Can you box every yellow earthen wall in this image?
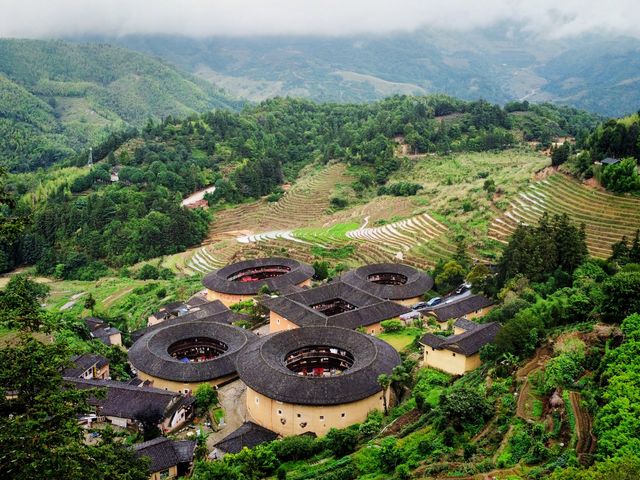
[421,347,481,375]
[136,370,237,394]
[246,387,389,437]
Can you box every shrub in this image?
[136,264,160,280]
[381,319,404,333]
[325,427,359,457]
[273,434,320,462]
[330,197,348,209]
[378,182,422,197]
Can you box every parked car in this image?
[426,297,442,307]
[411,301,429,310]
[454,283,471,295]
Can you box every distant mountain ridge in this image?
[0,38,241,171]
[90,29,640,117]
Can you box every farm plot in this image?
[209,163,353,235]
[489,174,640,258]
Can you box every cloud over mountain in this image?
[1,0,639,39]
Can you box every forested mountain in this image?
[0,39,241,171]
[90,30,640,117]
[3,95,600,279]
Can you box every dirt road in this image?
[206,380,248,448]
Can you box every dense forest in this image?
[2,95,601,279]
[0,38,241,172]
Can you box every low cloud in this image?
[1,0,639,39]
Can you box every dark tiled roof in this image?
[453,318,480,332]
[425,294,495,322]
[85,317,105,331]
[202,257,314,295]
[214,422,278,454]
[186,295,209,307]
[129,320,257,382]
[340,263,433,300]
[65,377,182,419]
[260,281,410,329]
[419,333,447,349]
[134,437,196,473]
[236,326,401,405]
[420,322,500,356]
[63,354,108,377]
[84,317,121,345]
[131,301,241,342]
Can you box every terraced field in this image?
[490,174,640,258]
[175,164,355,274]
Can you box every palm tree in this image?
[377,374,391,415]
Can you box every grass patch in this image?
[378,327,424,351]
[532,399,543,419]
[294,221,360,243]
[311,244,356,259]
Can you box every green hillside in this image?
[103,31,640,116]
[0,39,241,171]
[3,95,601,279]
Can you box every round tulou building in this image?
[129,319,257,394]
[236,326,401,436]
[340,263,433,306]
[203,257,315,306]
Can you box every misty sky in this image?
[0,0,639,39]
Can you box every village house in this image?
[210,421,279,460]
[133,299,242,343]
[134,437,196,480]
[419,320,500,375]
[63,353,110,380]
[85,317,123,347]
[261,281,411,334]
[421,294,495,330]
[147,294,224,326]
[65,377,195,432]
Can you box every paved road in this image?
[415,289,472,315]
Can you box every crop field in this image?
[162,150,640,275]
[489,173,640,258]
[159,150,554,276]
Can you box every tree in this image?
[84,293,96,314]
[601,158,640,193]
[390,360,415,403]
[435,260,466,293]
[378,437,401,472]
[0,338,148,480]
[551,142,571,166]
[312,260,329,281]
[600,271,640,322]
[195,383,219,413]
[134,404,164,441]
[466,263,494,295]
[497,213,587,285]
[0,167,29,245]
[0,274,50,331]
[325,427,359,457]
[136,264,160,280]
[438,386,491,430]
[494,308,544,358]
[377,374,391,415]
